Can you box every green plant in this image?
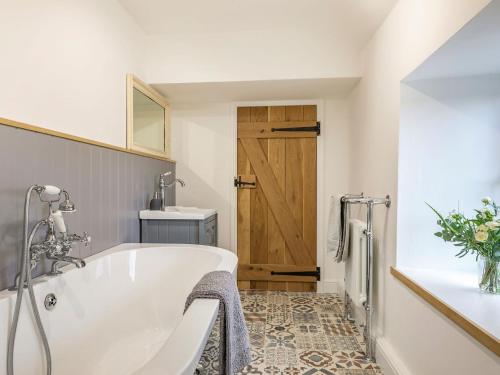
[427,198,500,293]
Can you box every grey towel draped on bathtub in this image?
[185,270,251,375]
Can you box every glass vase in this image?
[478,256,500,294]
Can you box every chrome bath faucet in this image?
[27,186,91,276]
[7,184,90,375]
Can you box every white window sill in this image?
[391,266,500,356]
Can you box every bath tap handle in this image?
[82,232,91,246]
[67,232,91,246]
[159,171,172,186]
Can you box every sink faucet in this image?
[159,171,186,211]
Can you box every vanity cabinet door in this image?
[200,215,217,246]
[140,215,217,245]
[141,220,198,244]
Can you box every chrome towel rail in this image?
[340,192,391,362]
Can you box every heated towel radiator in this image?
[345,219,368,308]
[341,194,391,362]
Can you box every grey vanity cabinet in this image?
[140,214,217,246]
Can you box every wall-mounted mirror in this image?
[126,74,171,158]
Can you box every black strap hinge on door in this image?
[271,121,321,135]
[271,267,321,281]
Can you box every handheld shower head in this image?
[51,210,67,233]
[34,185,76,213]
[38,185,63,205]
[59,190,76,213]
[43,185,61,195]
[36,186,76,212]
[40,187,75,233]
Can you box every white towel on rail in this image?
[327,195,341,253]
[345,219,367,307]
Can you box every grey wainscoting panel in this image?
[0,125,175,291]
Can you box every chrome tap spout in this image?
[165,178,186,188]
[159,171,186,211]
[48,255,86,275]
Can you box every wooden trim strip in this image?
[129,74,170,108]
[0,117,175,163]
[239,263,317,283]
[126,74,171,158]
[391,267,500,356]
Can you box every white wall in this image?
[170,103,235,250]
[0,0,145,147]
[320,100,351,291]
[170,99,351,293]
[398,82,500,273]
[348,0,500,374]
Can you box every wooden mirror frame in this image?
[126,74,171,159]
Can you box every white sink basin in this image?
[139,206,217,220]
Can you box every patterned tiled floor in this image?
[198,291,383,375]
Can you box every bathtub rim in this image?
[0,243,238,298]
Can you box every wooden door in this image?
[236,105,318,291]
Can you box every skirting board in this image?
[320,279,340,293]
[376,337,412,375]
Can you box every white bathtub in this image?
[0,243,237,375]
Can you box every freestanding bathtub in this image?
[0,243,237,375]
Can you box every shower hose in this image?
[7,185,52,375]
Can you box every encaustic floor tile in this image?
[198,291,383,375]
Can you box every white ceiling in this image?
[119,0,396,47]
[154,77,360,105]
[120,0,396,102]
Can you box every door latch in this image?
[234,175,256,188]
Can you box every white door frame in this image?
[229,99,326,292]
